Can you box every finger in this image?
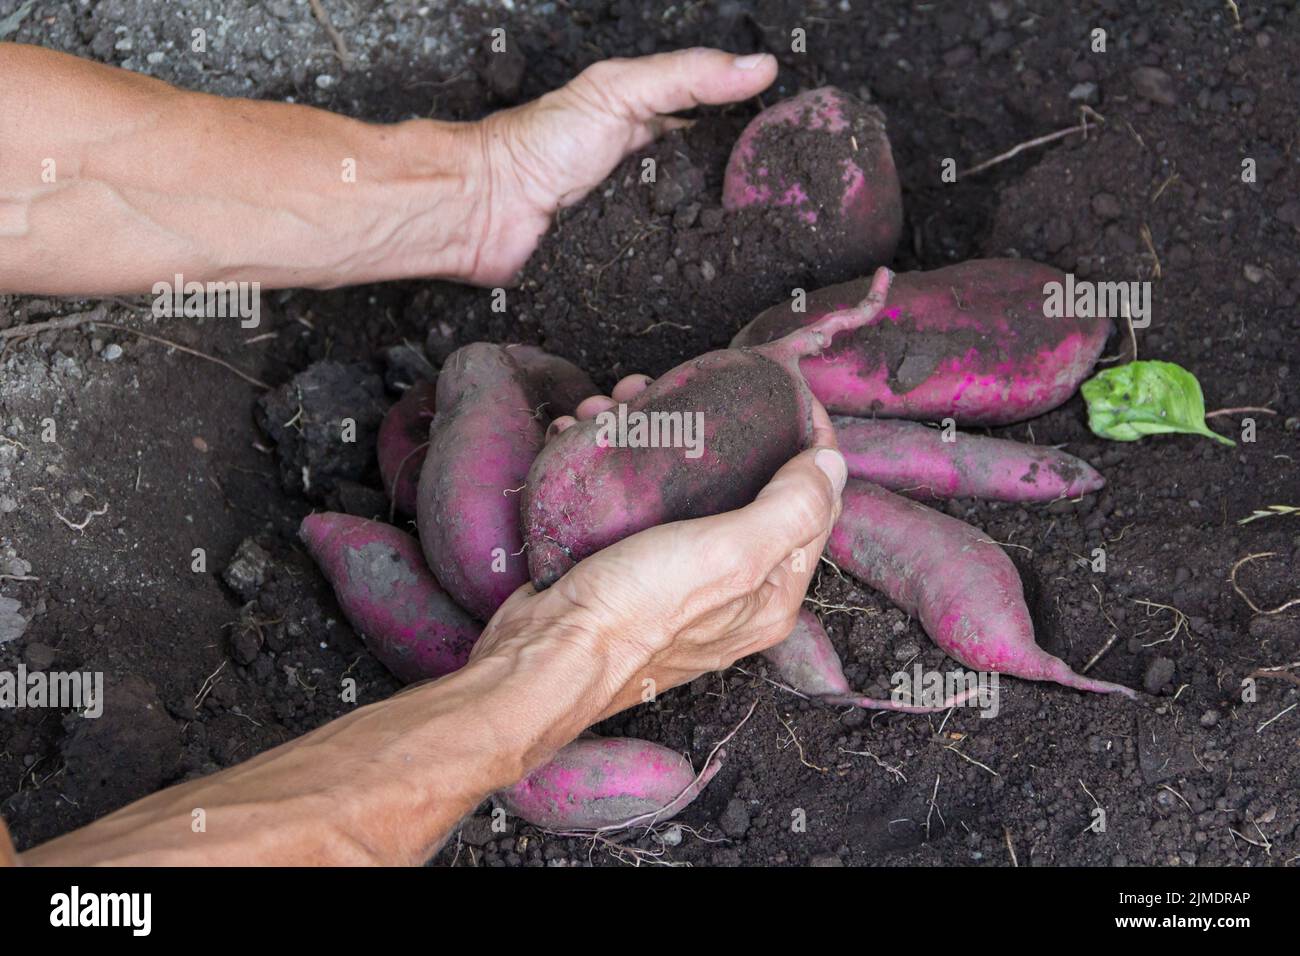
[574,394,616,420]
[611,374,653,402]
[575,48,777,126]
[707,446,846,572]
[808,394,837,451]
[545,415,576,442]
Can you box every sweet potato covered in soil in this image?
[832,416,1105,501]
[416,344,594,620]
[522,267,894,589]
[827,480,1136,698]
[299,512,480,684]
[496,736,720,831]
[724,86,903,279]
[417,343,542,620]
[733,260,1111,426]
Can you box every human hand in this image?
[458,48,777,285]
[470,373,846,721]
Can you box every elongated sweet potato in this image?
[299,512,480,683]
[418,344,597,618]
[496,736,720,831]
[832,416,1104,501]
[417,344,546,620]
[377,380,437,517]
[724,87,902,278]
[732,260,1111,426]
[827,480,1136,697]
[522,268,894,588]
[765,608,976,712]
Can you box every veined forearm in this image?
[20,617,629,866]
[0,42,482,294]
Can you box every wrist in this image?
[364,116,488,286]
[463,603,654,780]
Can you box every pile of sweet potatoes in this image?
[299,87,1133,833]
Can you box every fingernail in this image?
[815,448,847,495]
[733,53,769,70]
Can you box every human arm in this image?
[0,43,776,294]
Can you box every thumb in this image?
[706,446,846,572]
[571,48,778,123]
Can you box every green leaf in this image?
[1081,361,1235,446]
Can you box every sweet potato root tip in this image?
[827,480,1136,698]
[767,608,978,713]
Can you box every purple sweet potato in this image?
[732,260,1112,426]
[826,480,1136,697]
[765,608,977,712]
[724,87,902,278]
[833,416,1105,502]
[299,512,480,683]
[522,267,894,588]
[377,380,437,517]
[505,345,597,420]
[497,736,720,831]
[417,343,543,620]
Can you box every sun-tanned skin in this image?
[0,43,851,866]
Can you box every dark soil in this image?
[2,0,1297,867]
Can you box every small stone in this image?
[1131,67,1177,106]
[1199,709,1219,728]
[809,854,844,867]
[459,813,503,846]
[1243,264,1265,283]
[719,797,751,838]
[1091,192,1123,220]
[893,642,920,660]
[0,595,27,644]
[0,556,31,578]
[700,260,717,282]
[146,51,166,65]
[102,343,123,361]
[23,642,56,670]
[0,495,17,513]
[657,824,683,847]
[316,74,335,90]
[1143,656,1176,694]
[1068,82,1098,103]
[230,627,261,666]
[222,539,271,602]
